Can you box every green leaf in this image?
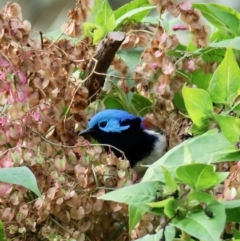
[83,22,98,37]
[189,122,209,135]
[61,106,71,118]
[114,0,150,20]
[208,47,240,105]
[225,208,240,222]
[110,81,139,115]
[103,82,153,115]
[162,167,177,192]
[232,228,240,239]
[114,0,153,27]
[98,181,160,212]
[131,93,153,115]
[173,92,187,113]
[222,199,240,209]
[176,164,219,190]
[0,220,4,241]
[103,12,115,32]
[194,3,240,36]
[147,197,173,209]
[191,70,212,90]
[104,96,125,110]
[182,85,213,126]
[216,172,229,184]
[210,30,228,43]
[86,0,116,43]
[142,130,236,183]
[182,145,194,165]
[135,226,176,241]
[0,167,41,197]
[187,191,216,204]
[92,0,115,27]
[232,102,240,116]
[189,123,209,135]
[115,6,154,27]
[201,48,225,63]
[164,198,179,219]
[129,205,146,232]
[174,193,225,241]
[213,113,240,143]
[210,37,240,50]
[93,28,106,44]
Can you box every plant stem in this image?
[181,231,191,241]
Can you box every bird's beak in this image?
[79,129,95,136]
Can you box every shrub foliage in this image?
[1,0,240,240]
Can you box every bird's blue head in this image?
[87,109,140,133]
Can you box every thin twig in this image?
[25,124,128,160]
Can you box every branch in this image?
[85,31,125,101]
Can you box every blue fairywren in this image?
[79,109,167,169]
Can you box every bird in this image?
[79,109,167,170]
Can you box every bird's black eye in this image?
[99,121,107,128]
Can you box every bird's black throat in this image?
[89,119,158,167]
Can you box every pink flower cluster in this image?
[0,57,27,104]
